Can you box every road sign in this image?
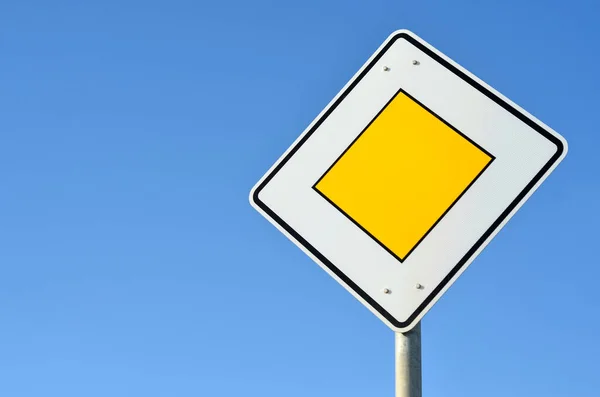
[249,30,568,333]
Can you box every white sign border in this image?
[249,29,568,333]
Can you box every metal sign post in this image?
[395,323,422,397]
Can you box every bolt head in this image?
[383,288,391,294]
[412,60,420,65]
[383,65,390,71]
[416,283,424,290]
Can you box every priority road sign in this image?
[249,29,568,333]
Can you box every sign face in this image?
[249,30,568,332]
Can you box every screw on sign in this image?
[250,30,567,397]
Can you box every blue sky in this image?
[1,1,599,396]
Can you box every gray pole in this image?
[395,322,422,397]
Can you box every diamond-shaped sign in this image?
[250,30,567,332]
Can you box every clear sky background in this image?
[1,1,599,396]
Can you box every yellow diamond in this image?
[314,91,493,262]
